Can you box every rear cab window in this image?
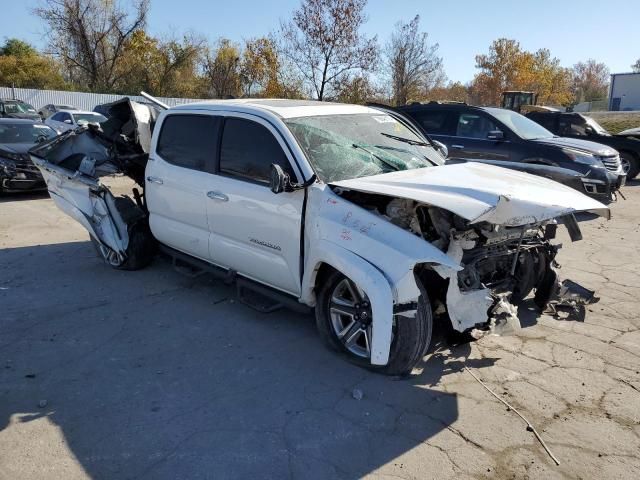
[528,113,557,132]
[156,114,220,171]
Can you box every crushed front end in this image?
[378,197,599,334]
[0,151,46,192]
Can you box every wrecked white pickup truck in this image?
[30,98,610,375]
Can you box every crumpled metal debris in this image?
[545,279,599,320]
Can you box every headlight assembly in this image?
[562,148,604,168]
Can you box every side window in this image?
[50,112,62,121]
[157,114,219,171]
[411,111,450,135]
[62,113,72,122]
[220,117,294,184]
[455,113,498,139]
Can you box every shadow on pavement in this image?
[0,241,492,479]
[0,189,49,203]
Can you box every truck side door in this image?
[146,113,221,261]
[205,114,304,296]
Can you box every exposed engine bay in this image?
[334,189,596,333]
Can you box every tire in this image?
[90,196,156,271]
[315,270,433,376]
[620,151,640,179]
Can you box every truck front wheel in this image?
[315,271,432,376]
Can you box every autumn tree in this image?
[279,0,377,101]
[0,38,67,89]
[335,74,379,104]
[520,49,573,106]
[203,39,242,99]
[34,0,149,92]
[385,15,444,106]
[633,58,640,72]
[426,81,470,103]
[240,37,280,97]
[571,59,609,102]
[472,38,573,106]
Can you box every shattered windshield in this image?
[285,113,443,182]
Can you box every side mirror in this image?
[584,125,595,136]
[487,130,504,141]
[63,119,72,124]
[270,163,292,194]
[432,140,448,159]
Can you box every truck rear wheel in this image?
[315,270,432,376]
[90,197,156,271]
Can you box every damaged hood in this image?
[330,162,610,226]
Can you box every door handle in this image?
[451,144,465,149]
[207,191,228,202]
[146,176,163,185]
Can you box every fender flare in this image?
[302,239,394,366]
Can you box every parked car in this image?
[618,127,640,138]
[0,119,57,193]
[38,104,79,119]
[396,102,625,201]
[30,99,608,375]
[0,99,41,121]
[526,110,640,179]
[44,110,107,133]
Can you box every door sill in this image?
[158,244,311,315]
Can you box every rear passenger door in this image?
[205,114,305,295]
[146,113,221,260]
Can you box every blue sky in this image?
[3,0,638,83]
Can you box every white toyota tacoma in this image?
[30,98,609,375]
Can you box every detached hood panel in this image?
[330,162,610,226]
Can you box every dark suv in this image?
[397,102,625,200]
[0,99,41,121]
[526,110,640,179]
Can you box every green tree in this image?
[0,39,38,57]
[0,38,67,89]
[116,30,205,97]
